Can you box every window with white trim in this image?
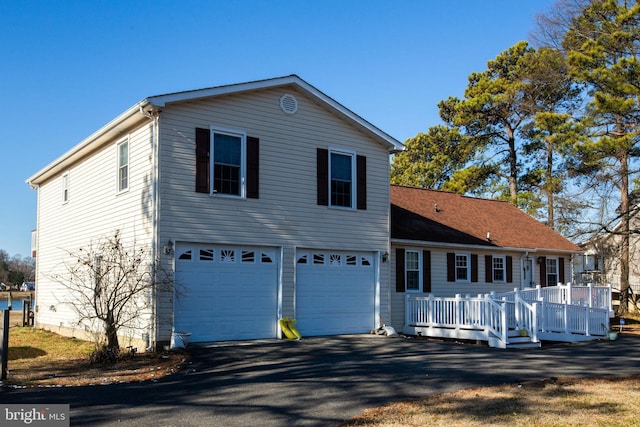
[405,250,421,291]
[493,256,506,282]
[213,129,245,197]
[330,150,355,208]
[117,138,129,193]
[61,172,69,203]
[456,253,470,282]
[546,258,558,286]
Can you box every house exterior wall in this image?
[389,244,573,330]
[33,122,154,346]
[154,87,391,341]
[576,229,640,296]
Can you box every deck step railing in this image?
[404,284,611,348]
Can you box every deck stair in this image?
[404,283,612,349]
[489,329,541,349]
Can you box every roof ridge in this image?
[391,184,512,204]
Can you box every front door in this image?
[523,257,534,288]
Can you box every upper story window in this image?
[61,172,69,203]
[195,127,259,199]
[317,148,367,210]
[492,256,506,282]
[213,131,244,196]
[546,258,558,286]
[330,150,355,208]
[405,250,421,291]
[117,138,129,193]
[455,253,470,282]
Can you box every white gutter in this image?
[391,238,582,255]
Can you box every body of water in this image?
[0,298,30,311]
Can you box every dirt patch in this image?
[7,351,189,387]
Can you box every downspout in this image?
[141,105,160,351]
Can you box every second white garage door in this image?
[295,250,376,336]
[174,244,279,342]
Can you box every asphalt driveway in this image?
[3,334,640,426]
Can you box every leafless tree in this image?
[52,230,173,361]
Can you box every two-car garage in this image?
[174,244,377,343]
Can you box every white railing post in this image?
[532,302,539,342]
[455,294,461,331]
[567,282,572,304]
[428,294,434,326]
[501,302,507,343]
[564,303,569,334]
[588,282,593,308]
[585,305,591,337]
[514,288,521,329]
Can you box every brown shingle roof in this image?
[391,185,580,252]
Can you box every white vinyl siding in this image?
[156,87,391,335]
[33,124,153,340]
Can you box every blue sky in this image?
[0,0,556,258]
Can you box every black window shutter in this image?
[506,256,513,283]
[447,253,455,282]
[471,254,478,282]
[396,248,405,292]
[317,148,328,206]
[485,255,493,283]
[356,155,367,210]
[539,257,547,287]
[195,128,210,193]
[558,257,565,284]
[422,250,431,293]
[246,137,259,199]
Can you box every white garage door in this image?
[296,250,376,336]
[174,244,279,342]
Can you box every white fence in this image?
[404,284,612,347]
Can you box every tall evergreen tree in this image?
[390,126,475,190]
[563,0,640,314]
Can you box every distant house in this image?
[27,75,402,349]
[388,185,582,329]
[573,207,640,302]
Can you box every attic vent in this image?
[280,93,298,114]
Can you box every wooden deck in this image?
[403,284,613,349]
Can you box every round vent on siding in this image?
[280,93,298,114]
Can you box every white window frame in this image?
[492,255,506,283]
[328,148,356,210]
[117,137,129,194]
[405,250,421,292]
[455,253,470,283]
[61,172,69,204]
[546,257,559,286]
[210,126,246,199]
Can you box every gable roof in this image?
[391,185,581,253]
[27,75,402,186]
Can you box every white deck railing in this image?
[404,284,611,347]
